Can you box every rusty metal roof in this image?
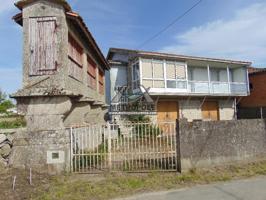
[15,0,72,11]
[107,47,252,66]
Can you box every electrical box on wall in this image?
[47,150,65,164]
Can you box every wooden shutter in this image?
[87,56,97,89]
[29,17,57,75]
[202,101,219,121]
[98,69,104,94]
[68,34,83,66]
[68,33,83,81]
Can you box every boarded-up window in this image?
[98,69,104,95]
[29,17,58,75]
[87,56,96,89]
[68,33,83,81]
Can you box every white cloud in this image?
[160,3,266,66]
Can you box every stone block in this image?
[0,144,11,158]
[0,134,7,144]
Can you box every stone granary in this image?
[12,0,109,130]
[9,0,109,173]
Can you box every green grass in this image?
[0,116,26,129]
[31,160,266,200]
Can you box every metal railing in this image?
[70,121,178,173]
[188,81,247,95]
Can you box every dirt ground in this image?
[0,167,51,200]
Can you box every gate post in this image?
[107,122,112,170]
[176,119,181,173]
[70,127,73,172]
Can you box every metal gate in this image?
[70,121,178,173]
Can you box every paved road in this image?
[119,176,266,200]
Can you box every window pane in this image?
[177,81,187,89]
[142,61,152,78]
[154,80,165,88]
[219,69,228,82]
[167,80,176,88]
[142,80,153,88]
[176,65,186,79]
[166,63,175,79]
[210,69,219,81]
[153,62,164,78]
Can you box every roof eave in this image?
[108,47,252,66]
[66,12,109,70]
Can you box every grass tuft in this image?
[27,160,266,200]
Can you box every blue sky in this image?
[0,0,266,95]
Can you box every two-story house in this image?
[107,48,251,122]
[12,0,109,129]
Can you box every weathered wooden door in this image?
[202,101,219,121]
[157,101,179,122]
[29,17,58,75]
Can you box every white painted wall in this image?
[109,65,128,103]
[219,99,235,120]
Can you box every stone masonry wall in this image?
[9,128,71,175]
[179,119,266,171]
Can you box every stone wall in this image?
[178,119,266,171]
[9,128,71,175]
[0,130,17,168]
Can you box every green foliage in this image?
[73,142,108,171]
[126,115,150,122]
[32,161,266,200]
[0,89,6,103]
[126,115,161,138]
[0,100,14,113]
[0,88,14,114]
[133,123,162,138]
[0,117,26,129]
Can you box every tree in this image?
[0,89,6,103]
[0,88,14,114]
